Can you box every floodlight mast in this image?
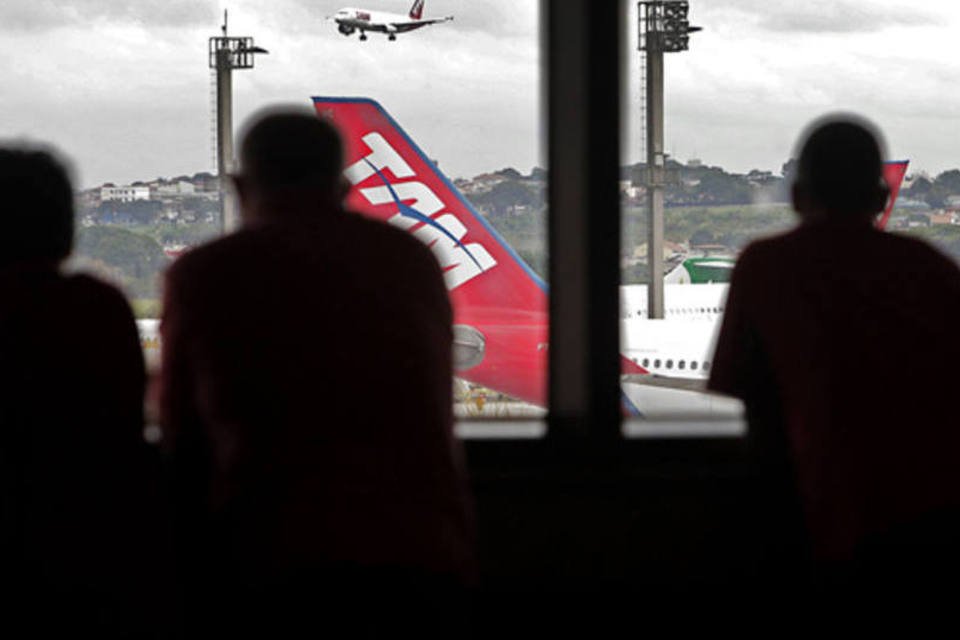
[209,10,269,233]
[638,1,700,319]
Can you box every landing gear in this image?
[359,32,367,41]
[388,34,396,41]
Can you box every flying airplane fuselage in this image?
[331,1,452,41]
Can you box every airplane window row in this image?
[637,358,710,372]
[632,307,724,318]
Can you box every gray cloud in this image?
[715,0,942,34]
[0,0,216,32]
[761,8,936,34]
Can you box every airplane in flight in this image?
[330,0,453,41]
[137,101,908,419]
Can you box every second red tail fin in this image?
[409,0,424,19]
[877,160,909,230]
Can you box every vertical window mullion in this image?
[547,1,623,439]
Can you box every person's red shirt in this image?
[159,210,475,582]
[0,264,168,631]
[710,220,960,561]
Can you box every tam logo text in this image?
[344,132,498,290]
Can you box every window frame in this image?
[461,1,746,459]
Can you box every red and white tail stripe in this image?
[409,0,425,19]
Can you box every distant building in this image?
[192,173,219,192]
[76,188,101,209]
[100,185,150,202]
[469,173,506,192]
[154,181,196,197]
[929,211,960,226]
[629,241,686,263]
[895,196,931,210]
[746,169,774,185]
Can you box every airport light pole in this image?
[638,1,699,318]
[209,11,268,234]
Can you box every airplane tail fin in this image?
[409,0,425,19]
[877,160,909,230]
[312,97,548,405]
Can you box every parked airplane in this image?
[309,96,909,415]
[330,0,453,41]
[137,101,908,418]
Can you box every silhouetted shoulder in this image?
[164,227,255,276]
[161,226,271,302]
[66,273,138,315]
[881,230,960,273]
[58,274,142,349]
[342,209,448,274]
[737,224,960,282]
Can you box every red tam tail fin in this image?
[409,0,424,19]
[877,160,909,230]
[313,97,548,407]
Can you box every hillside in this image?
[68,162,960,311]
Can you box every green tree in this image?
[781,158,797,178]
[473,181,541,217]
[935,169,960,192]
[96,200,162,225]
[689,229,715,246]
[74,226,168,298]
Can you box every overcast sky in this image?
[629,0,960,178]
[0,1,957,188]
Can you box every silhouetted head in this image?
[0,146,74,269]
[791,115,889,223]
[234,107,347,225]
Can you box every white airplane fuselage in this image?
[136,283,735,418]
[332,7,451,39]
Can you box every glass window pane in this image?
[621,0,957,433]
[2,2,545,430]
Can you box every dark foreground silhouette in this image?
[709,116,960,590]
[0,148,170,636]
[159,109,475,636]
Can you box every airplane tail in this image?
[409,0,425,19]
[312,97,549,405]
[878,160,909,230]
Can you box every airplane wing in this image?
[414,16,453,26]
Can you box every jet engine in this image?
[452,325,486,371]
[338,23,354,36]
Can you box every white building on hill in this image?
[100,185,150,202]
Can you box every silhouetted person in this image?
[158,109,474,636]
[0,147,169,636]
[709,116,960,590]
